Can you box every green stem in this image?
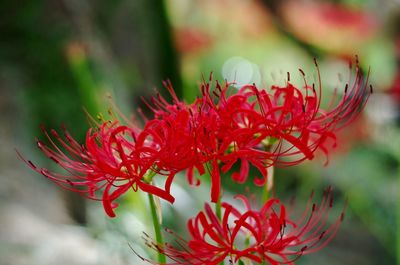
[148,193,166,264]
[261,166,274,204]
[397,163,400,265]
[214,197,224,265]
[144,169,166,264]
[215,197,222,221]
[262,184,270,203]
[144,170,157,183]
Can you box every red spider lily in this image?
[21,59,370,214]
[138,60,370,203]
[141,80,222,201]
[18,121,174,217]
[140,188,344,265]
[190,59,371,202]
[140,81,214,186]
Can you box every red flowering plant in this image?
[20,57,370,264]
[182,59,371,202]
[139,188,344,265]
[18,121,176,217]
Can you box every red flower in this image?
[192,60,371,202]
[138,61,370,203]
[142,188,344,265]
[140,81,213,187]
[141,79,222,201]
[21,59,370,214]
[19,121,174,217]
[281,1,377,54]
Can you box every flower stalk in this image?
[397,162,400,265]
[148,192,166,264]
[143,170,166,263]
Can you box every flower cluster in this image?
[140,188,344,265]
[21,60,370,218]
[21,58,371,264]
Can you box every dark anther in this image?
[340,212,345,221]
[66,179,74,186]
[319,231,326,239]
[28,160,37,169]
[300,245,308,252]
[50,156,59,164]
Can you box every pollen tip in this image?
[370,84,373,94]
[319,231,326,239]
[66,179,74,186]
[28,160,37,169]
[340,212,345,221]
[50,156,59,164]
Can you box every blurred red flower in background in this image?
[281,1,377,54]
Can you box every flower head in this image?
[143,188,344,265]
[19,121,175,217]
[188,59,371,201]
[21,59,371,214]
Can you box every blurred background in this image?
[1,0,400,264]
